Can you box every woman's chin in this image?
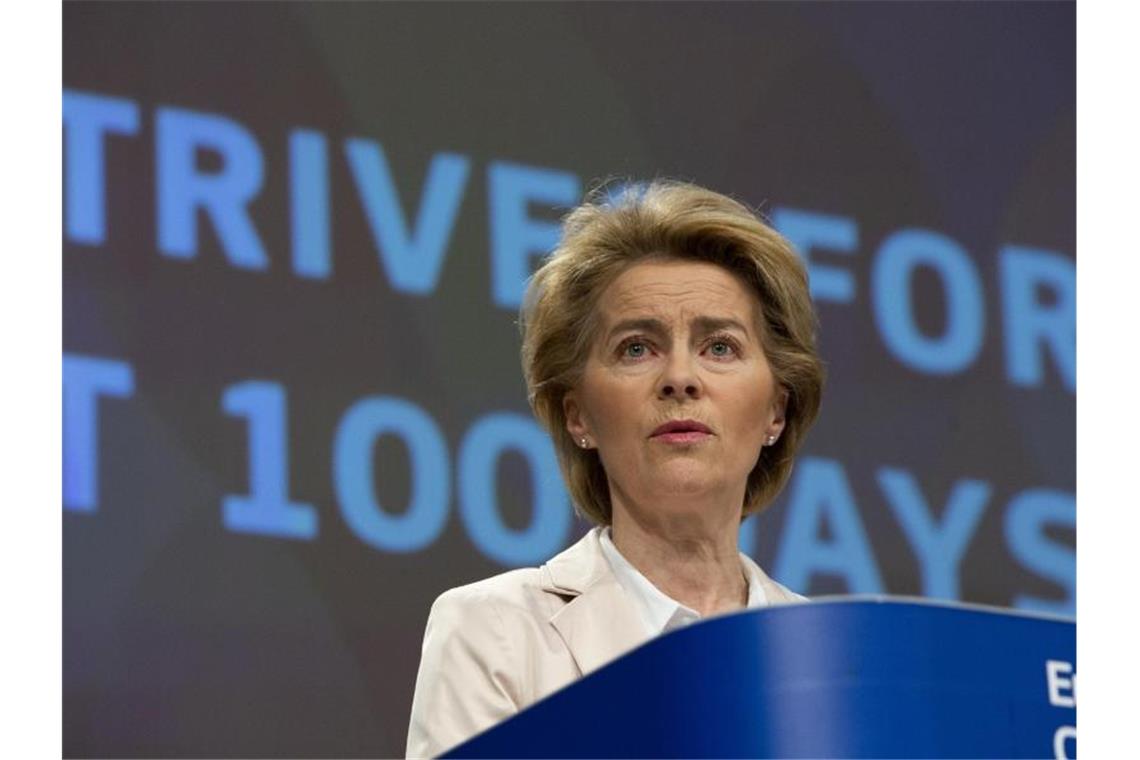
[648,462,733,499]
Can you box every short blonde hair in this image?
[521,180,824,526]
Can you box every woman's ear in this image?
[563,391,591,442]
[769,387,789,438]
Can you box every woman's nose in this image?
[657,350,702,399]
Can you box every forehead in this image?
[597,259,760,324]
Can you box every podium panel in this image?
[445,599,1076,759]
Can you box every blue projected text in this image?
[62,354,1076,614]
[62,88,1074,393]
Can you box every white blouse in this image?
[597,526,784,636]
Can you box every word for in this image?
[64,353,1075,614]
[1045,659,1076,759]
[63,89,1073,391]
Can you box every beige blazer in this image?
[405,528,804,758]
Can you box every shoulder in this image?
[428,527,605,623]
[428,566,551,624]
[421,566,567,657]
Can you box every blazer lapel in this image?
[540,528,649,677]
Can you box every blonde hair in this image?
[520,180,824,525]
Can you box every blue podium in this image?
[444,598,1076,759]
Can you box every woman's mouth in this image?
[650,419,713,444]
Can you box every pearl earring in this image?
[766,435,776,446]
[580,437,589,448]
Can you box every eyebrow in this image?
[605,316,753,341]
[692,316,752,335]
[606,318,667,340]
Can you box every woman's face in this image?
[564,259,787,519]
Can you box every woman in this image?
[406,180,824,758]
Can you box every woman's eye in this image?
[623,341,648,358]
[707,339,737,358]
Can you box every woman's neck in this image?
[608,497,748,618]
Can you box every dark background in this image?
[63,2,1074,756]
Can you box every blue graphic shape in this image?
[770,207,859,303]
[344,138,469,294]
[738,513,758,557]
[62,90,140,245]
[1000,246,1075,392]
[333,396,450,552]
[458,413,571,566]
[1004,488,1075,616]
[488,161,580,308]
[290,129,331,279]
[879,468,990,599]
[221,381,318,539]
[63,354,135,513]
[773,457,884,594]
[872,228,984,374]
[156,106,268,269]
